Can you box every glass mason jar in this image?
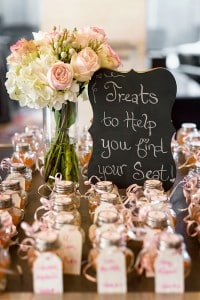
[49,179,81,208]
[89,210,121,245]
[157,231,191,277]
[1,179,27,209]
[5,162,32,192]
[0,247,10,292]
[53,211,85,242]
[176,122,197,145]
[38,196,81,228]
[87,180,118,222]
[88,230,134,273]
[143,179,164,200]
[144,210,174,234]
[0,194,24,226]
[150,194,177,229]
[11,142,36,170]
[26,230,61,270]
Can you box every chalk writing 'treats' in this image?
[104,81,158,104]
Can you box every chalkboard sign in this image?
[87,68,177,191]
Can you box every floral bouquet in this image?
[5,26,121,184]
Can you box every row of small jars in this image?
[19,178,85,275]
[83,177,191,280]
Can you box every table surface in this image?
[1,147,200,299]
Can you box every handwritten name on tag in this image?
[155,249,184,293]
[58,224,82,275]
[97,247,127,294]
[33,252,63,294]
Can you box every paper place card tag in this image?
[33,252,63,294]
[155,249,184,293]
[97,247,127,294]
[58,224,82,275]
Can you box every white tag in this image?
[97,247,127,294]
[57,225,82,275]
[94,203,117,224]
[33,252,63,294]
[155,249,184,293]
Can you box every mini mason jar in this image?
[87,230,134,274]
[143,179,164,200]
[176,123,197,145]
[6,162,32,192]
[11,142,36,170]
[1,179,27,209]
[87,180,118,222]
[37,196,81,228]
[0,194,23,226]
[89,210,121,245]
[53,211,85,243]
[25,230,60,270]
[50,180,81,208]
[157,231,191,277]
[144,210,174,233]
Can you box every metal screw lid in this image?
[35,230,59,252]
[96,210,119,227]
[53,196,74,212]
[181,123,197,129]
[99,230,122,249]
[95,181,113,193]
[145,210,168,228]
[1,179,21,191]
[144,179,163,190]
[15,142,30,152]
[10,163,26,173]
[54,180,74,193]
[0,194,13,208]
[158,232,183,251]
[53,211,75,230]
[100,192,118,204]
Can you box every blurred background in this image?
[0,0,200,134]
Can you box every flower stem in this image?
[43,101,79,184]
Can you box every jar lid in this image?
[53,196,74,211]
[144,179,163,190]
[95,181,113,193]
[99,230,122,249]
[54,180,74,193]
[15,142,30,152]
[54,212,75,229]
[0,194,13,208]
[1,179,21,191]
[190,141,200,150]
[35,230,59,251]
[96,210,119,226]
[158,232,183,250]
[145,210,168,228]
[181,123,197,129]
[100,192,118,204]
[10,163,26,173]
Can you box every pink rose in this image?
[75,26,106,48]
[8,39,37,63]
[99,44,121,69]
[71,47,100,82]
[47,62,74,90]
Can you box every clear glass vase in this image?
[43,101,79,184]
